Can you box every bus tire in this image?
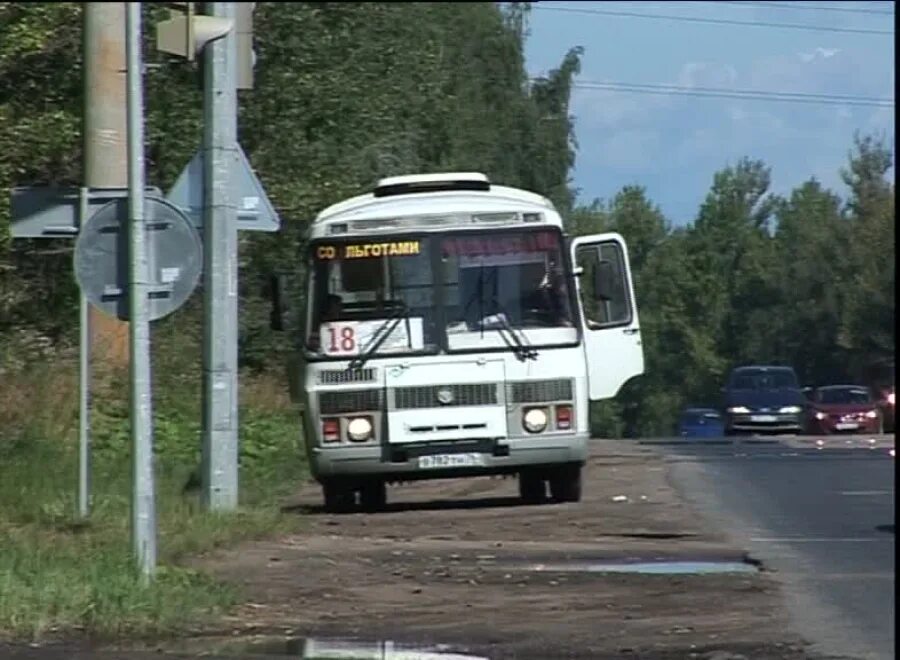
[360,479,387,512]
[519,470,546,505]
[549,464,582,503]
[322,481,355,513]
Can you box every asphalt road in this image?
[652,437,895,660]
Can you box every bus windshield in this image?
[305,228,577,359]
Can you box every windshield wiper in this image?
[461,265,537,362]
[348,301,410,371]
[488,300,538,362]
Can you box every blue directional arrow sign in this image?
[166,143,281,232]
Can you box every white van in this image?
[274,173,644,511]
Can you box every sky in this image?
[523,1,895,224]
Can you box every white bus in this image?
[275,172,644,512]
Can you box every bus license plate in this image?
[418,453,486,470]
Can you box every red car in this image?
[807,385,884,435]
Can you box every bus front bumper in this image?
[309,434,588,482]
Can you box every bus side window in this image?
[575,242,631,329]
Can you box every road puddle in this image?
[519,559,759,575]
[228,636,488,659]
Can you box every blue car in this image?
[678,408,726,438]
[722,365,806,435]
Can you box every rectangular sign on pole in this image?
[9,186,163,238]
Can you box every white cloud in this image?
[572,61,739,131]
[571,86,670,130]
[676,61,738,89]
[750,47,888,97]
[570,48,892,203]
[593,129,662,173]
[728,106,786,132]
[798,47,842,64]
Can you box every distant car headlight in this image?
[523,408,549,433]
[727,406,750,414]
[780,406,802,414]
[347,417,373,442]
[865,410,878,419]
[888,392,895,406]
[815,411,827,420]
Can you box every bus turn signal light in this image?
[322,418,340,443]
[556,405,572,431]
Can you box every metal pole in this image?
[201,1,239,511]
[125,1,157,580]
[78,187,92,520]
[83,2,130,368]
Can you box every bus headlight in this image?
[347,417,373,442]
[523,408,549,433]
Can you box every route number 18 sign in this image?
[320,318,425,357]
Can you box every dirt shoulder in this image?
[106,439,819,659]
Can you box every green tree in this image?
[1,2,583,372]
[0,2,83,359]
[565,200,609,237]
[837,132,895,379]
[763,180,851,385]
[687,158,779,391]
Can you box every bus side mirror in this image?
[268,273,289,332]
[593,260,615,302]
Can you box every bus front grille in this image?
[317,368,377,385]
[319,389,383,414]
[393,383,498,409]
[507,379,573,403]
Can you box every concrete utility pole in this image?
[125,0,157,580]
[201,2,240,511]
[79,0,128,519]
[83,2,130,368]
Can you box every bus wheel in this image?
[549,464,582,503]
[360,479,387,512]
[322,481,355,513]
[519,470,546,505]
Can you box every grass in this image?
[0,346,307,641]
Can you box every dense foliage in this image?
[574,139,895,436]
[1,2,894,438]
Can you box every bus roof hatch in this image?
[373,172,490,198]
